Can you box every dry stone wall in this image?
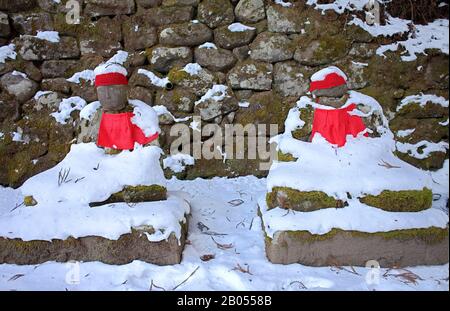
[0,0,448,187]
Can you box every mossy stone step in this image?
[266,187,342,212]
[267,187,434,213]
[360,188,433,212]
[0,221,188,266]
[89,185,167,207]
[264,226,449,267]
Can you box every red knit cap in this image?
[309,66,348,93]
[94,63,128,87]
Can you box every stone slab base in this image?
[0,220,188,266]
[264,227,449,268]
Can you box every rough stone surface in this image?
[273,61,310,97]
[145,5,194,26]
[227,60,273,91]
[195,46,237,72]
[214,24,256,50]
[264,227,449,268]
[198,0,235,29]
[122,14,158,51]
[14,35,80,61]
[168,66,217,96]
[0,0,37,13]
[155,88,196,114]
[249,32,294,63]
[85,0,135,17]
[10,12,53,34]
[0,222,189,265]
[159,22,213,47]
[235,0,265,23]
[0,72,39,103]
[0,11,9,37]
[148,46,193,73]
[41,60,79,79]
[267,4,304,34]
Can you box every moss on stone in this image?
[359,188,433,212]
[395,150,448,171]
[313,34,350,64]
[89,185,167,207]
[167,67,190,84]
[24,195,37,207]
[292,107,314,140]
[266,187,338,212]
[277,151,297,162]
[276,227,449,245]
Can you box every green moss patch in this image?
[90,185,167,207]
[266,187,338,212]
[360,188,433,212]
[272,227,449,246]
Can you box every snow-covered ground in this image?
[0,176,448,291]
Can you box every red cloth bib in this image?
[97,112,159,150]
[310,103,368,147]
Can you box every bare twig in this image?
[378,160,401,169]
[8,274,25,282]
[150,280,166,291]
[10,201,24,213]
[289,281,308,290]
[232,263,253,275]
[211,236,234,250]
[74,177,85,184]
[228,199,244,207]
[58,168,72,186]
[383,268,424,285]
[197,222,210,232]
[172,266,200,291]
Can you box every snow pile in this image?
[269,92,432,200]
[35,31,60,43]
[396,140,449,160]
[163,154,195,173]
[153,105,192,123]
[0,44,17,63]
[51,96,87,124]
[259,198,448,238]
[228,23,255,32]
[129,99,161,137]
[182,63,202,76]
[137,69,170,88]
[306,0,376,14]
[33,90,52,100]
[0,142,183,243]
[397,93,449,112]
[67,70,96,85]
[307,1,449,60]
[0,193,189,242]
[79,101,101,121]
[11,71,28,79]
[274,0,293,8]
[376,19,449,61]
[198,42,218,49]
[20,142,166,205]
[195,84,229,106]
[349,16,410,37]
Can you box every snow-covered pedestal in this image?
[0,143,190,266]
[261,93,449,267]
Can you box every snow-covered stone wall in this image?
[0,0,448,187]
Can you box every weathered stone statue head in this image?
[310,66,349,108]
[94,63,129,113]
[96,85,128,112]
